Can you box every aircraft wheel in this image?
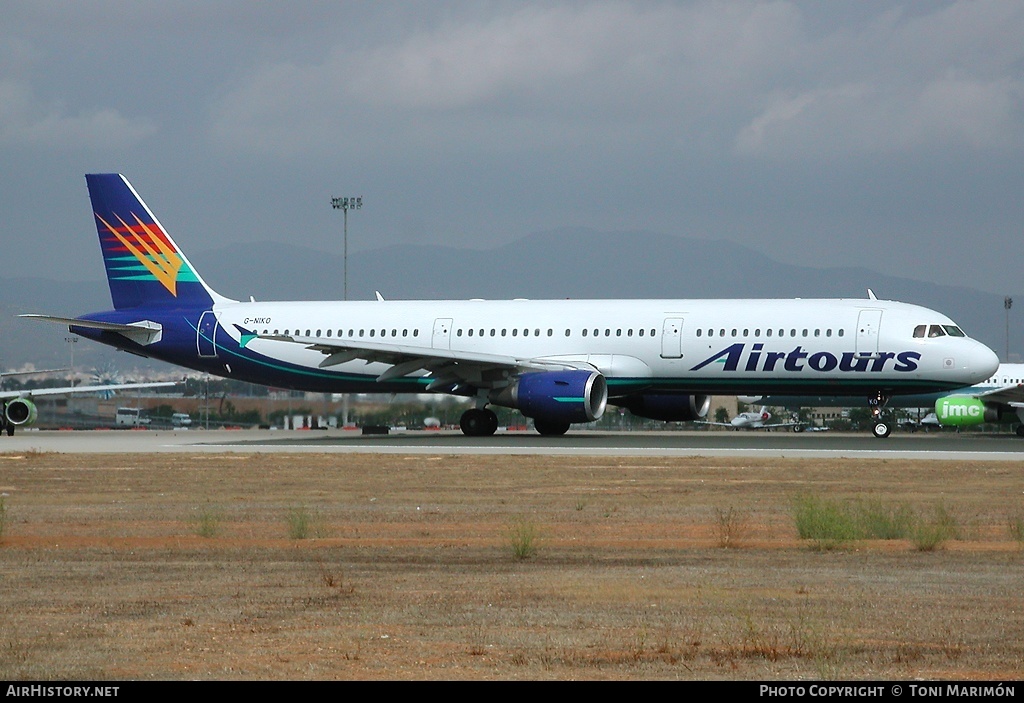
[871,421,891,439]
[460,408,497,437]
[534,419,570,436]
[1015,425,1024,437]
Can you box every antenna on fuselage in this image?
[867,289,877,300]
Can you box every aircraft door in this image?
[856,309,882,356]
[197,311,219,358]
[660,318,683,359]
[432,318,452,350]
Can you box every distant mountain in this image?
[3,229,1019,372]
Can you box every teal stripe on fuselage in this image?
[169,319,975,397]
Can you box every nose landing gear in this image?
[868,391,892,438]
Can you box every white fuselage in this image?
[205,296,998,397]
[731,411,772,428]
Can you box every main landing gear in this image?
[868,391,892,438]
[460,407,499,437]
[458,407,571,437]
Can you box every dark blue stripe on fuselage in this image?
[69,307,972,400]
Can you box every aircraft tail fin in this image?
[85,174,232,310]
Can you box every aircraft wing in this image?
[971,383,1024,406]
[761,419,803,428]
[1,368,67,379]
[0,381,177,401]
[257,331,596,390]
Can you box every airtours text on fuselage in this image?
[690,343,921,374]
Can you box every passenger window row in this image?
[261,324,989,343]
[264,327,662,339]
[269,328,421,338]
[697,328,845,338]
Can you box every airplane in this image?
[930,363,1024,435]
[21,173,1000,438]
[747,363,1024,436]
[697,406,802,431]
[0,370,177,436]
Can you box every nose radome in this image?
[969,342,1000,382]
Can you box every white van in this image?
[115,407,151,427]
[171,412,192,428]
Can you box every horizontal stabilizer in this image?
[20,315,163,346]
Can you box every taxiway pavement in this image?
[2,428,1022,461]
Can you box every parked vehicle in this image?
[115,407,150,427]
[171,412,192,428]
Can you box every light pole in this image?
[331,195,363,301]
[64,336,78,386]
[1005,296,1013,361]
[331,195,362,428]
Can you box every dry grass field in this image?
[0,449,1022,681]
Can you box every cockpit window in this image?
[928,325,946,337]
[913,325,926,338]
[942,325,966,337]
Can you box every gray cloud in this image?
[207,1,1024,164]
[2,0,1023,298]
[0,80,156,149]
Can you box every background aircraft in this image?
[697,406,802,431]
[930,363,1024,434]
[22,174,999,438]
[0,369,176,436]
[748,363,1024,436]
[902,412,940,431]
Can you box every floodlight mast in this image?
[1005,296,1013,361]
[331,196,363,301]
[330,195,363,429]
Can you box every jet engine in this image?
[933,397,1001,427]
[4,398,38,426]
[616,393,711,422]
[489,370,607,424]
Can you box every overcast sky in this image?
[3,1,1022,295]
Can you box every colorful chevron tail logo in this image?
[96,212,183,296]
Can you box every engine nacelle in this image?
[490,370,607,424]
[934,397,1000,427]
[4,398,38,426]
[617,393,711,422]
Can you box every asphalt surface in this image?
[2,427,1023,460]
